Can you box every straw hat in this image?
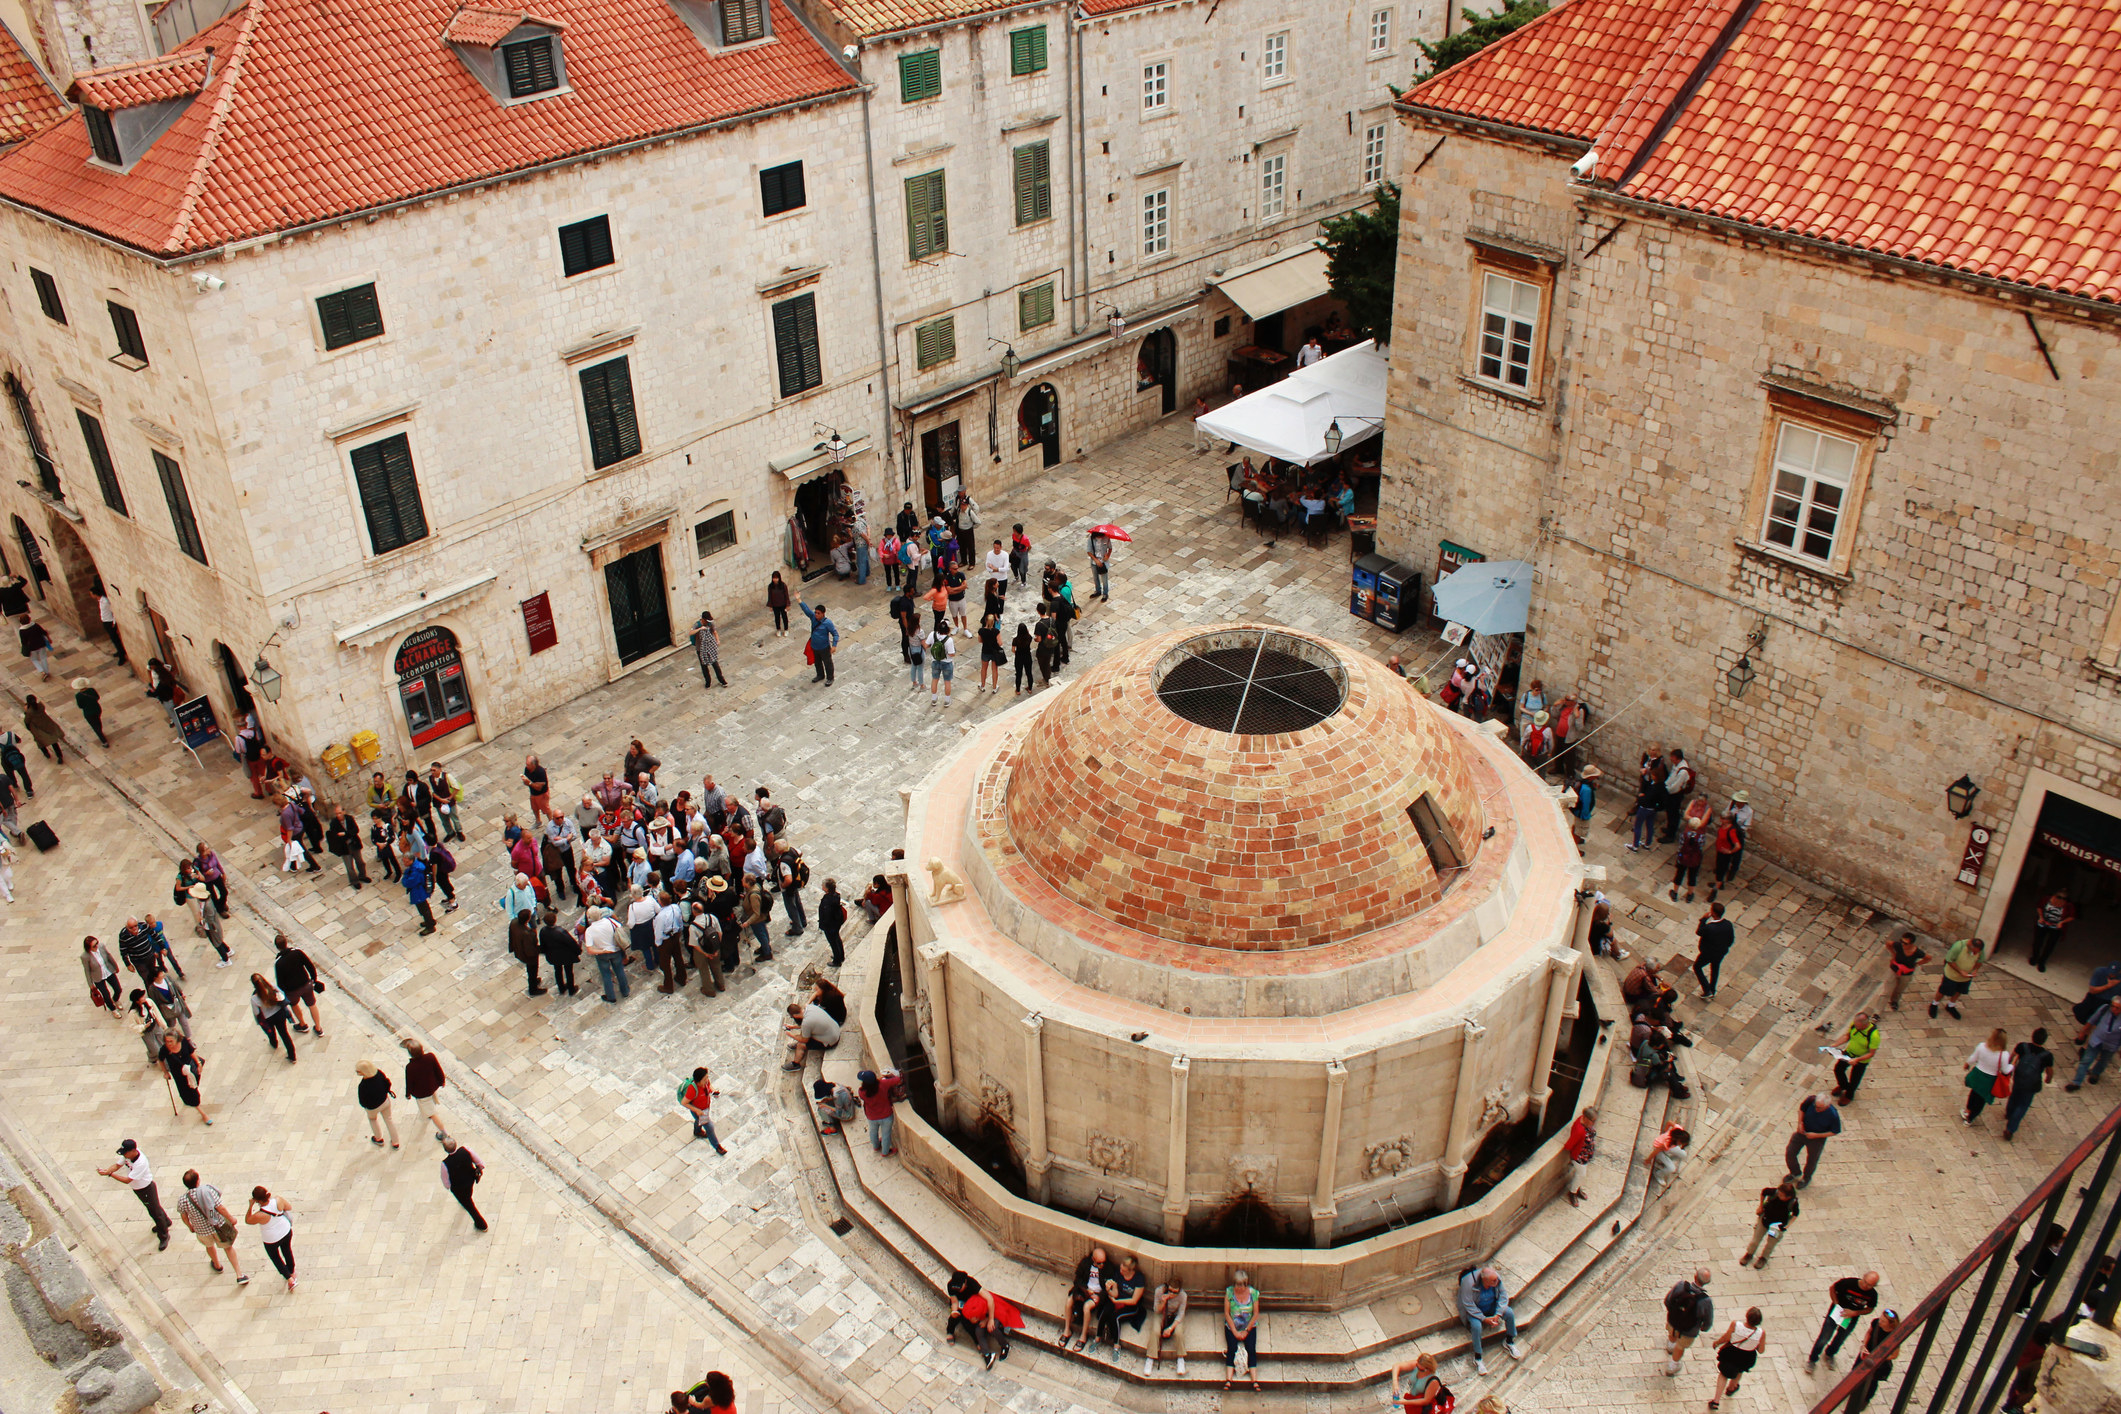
[1533,710,1550,725]
[1731,790,1750,804]
[1578,765,1604,780]
[704,876,729,894]
[69,677,90,691]
[188,883,209,900]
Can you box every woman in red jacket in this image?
[858,1070,897,1156]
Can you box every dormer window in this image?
[718,0,767,43]
[444,9,569,106]
[67,51,211,172]
[83,107,121,164]
[663,0,771,49]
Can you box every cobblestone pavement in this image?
[0,408,2108,1414]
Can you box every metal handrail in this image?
[1811,1099,2121,1414]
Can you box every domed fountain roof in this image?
[1003,625,1488,951]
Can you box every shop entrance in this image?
[793,469,846,582]
[605,542,671,665]
[1016,386,1060,468]
[1996,793,2121,995]
[920,422,961,514]
[395,626,476,747]
[1138,329,1177,414]
[216,642,254,719]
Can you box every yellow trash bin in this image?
[350,730,382,765]
[320,743,354,780]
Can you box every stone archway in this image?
[40,515,100,639]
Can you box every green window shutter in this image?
[905,171,948,259]
[915,317,956,370]
[75,410,125,515]
[580,356,643,469]
[1009,26,1046,75]
[1018,282,1054,331]
[771,292,822,398]
[1012,141,1051,226]
[899,48,940,102]
[350,432,430,554]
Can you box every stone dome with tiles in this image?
[1003,625,1488,951]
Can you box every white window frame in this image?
[1259,153,1286,220]
[1262,30,1288,82]
[1476,270,1539,390]
[1363,122,1387,186]
[1142,59,1168,113]
[1762,421,1858,566]
[1142,188,1170,256]
[1369,8,1392,53]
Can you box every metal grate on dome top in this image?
[1154,629,1348,735]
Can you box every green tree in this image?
[1416,0,1549,74]
[1318,182,1400,346]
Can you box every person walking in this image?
[1846,1311,1903,1414]
[144,967,192,1040]
[70,677,108,747]
[439,1137,488,1231]
[1964,1028,2014,1124]
[82,935,122,1012]
[326,805,370,889]
[2068,997,2121,1091]
[817,878,847,968]
[680,1066,727,1154]
[774,842,808,938]
[2029,890,2078,971]
[1708,1307,1766,1409]
[17,614,52,679]
[402,854,437,936]
[537,907,580,997]
[1783,1093,1840,1188]
[1929,937,1985,1020]
[22,694,65,765]
[1739,1179,1799,1267]
[402,1038,450,1143]
[2006,1029,2055,1141]
[146,658,178,728]
[273,935,325,1034]
[249,975,298,1063]
[1458,1265,1526,1375]
[1693,903,1735,999]
[799,598,838,684]
[692,610,727,688]
[158,1030,212,1124]
[97,1140,172,1250]
[2072,961,2121,1044]
[355,1060,401,1148]
[584,904,630,1002]
[1806,1271,1882,1371]
[1663,1268,1714,1376]
[1832,1011,1882,1102]
[766,572,791,637]
[245,1186,297,1292]
[1883,932,1929,1011]
[177,1170,247,1282]
[1563,1107,1596,1205]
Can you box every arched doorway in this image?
[42,517,100,637]
[394,626,476,747]
[10,516,46,600]
[215,641,254,719]
[1137,329,1177,414]
[1017,384,1061,468]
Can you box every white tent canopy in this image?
[1192,339,1387,466]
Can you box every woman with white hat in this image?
[71,677,107,747]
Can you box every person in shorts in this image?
[402,1037,450,1143]
[177,1170,248,1283]
[926,626,956,703]
[1930,937,1985,1020]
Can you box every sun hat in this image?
[70,677,90,691]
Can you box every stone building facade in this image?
[1377,0,2121,942]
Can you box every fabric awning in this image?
[1432,560,1536,636]
[1211,241,1332,319]
[1190,339,1388,466]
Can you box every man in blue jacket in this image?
[1458,1265,1525,1375]
[799,599,839,684]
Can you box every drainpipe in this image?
[1070,4,1087,335]
[854,46,903,490]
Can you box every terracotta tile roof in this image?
[67,51,212,110]
[441,5,563,45]
[1399,0,1698,141]
[1079,0,1155,16]
[1407,0,2121,304]
[813,0,1054,39]
[0,21,66,149]
[0,0,856,256]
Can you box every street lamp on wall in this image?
[1097,302,1127,338]
[811,424,848,466]
[986,338,1020,382]
[1724,624,1768,699]
[1946,774,1981,819]
[250,631,284,704]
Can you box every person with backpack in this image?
[926,624,956,704]
[2005,1028,2055,1141]
[1389,1352,1452,1411]
[1521,711,1549,766]
[1708,809,1746,902]
[1663,1267,1715,1376]
[1739,1180,1799,1268]
[1831,1010,1882,1102]
[1671,799,1711,903]
[1568,765,1600,848]
[1806,1271,1882,1371]
[679,1066,727,1154]
[1660,747,1695,843]
[1708,1306,1766,1409]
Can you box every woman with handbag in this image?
[245,1186,297,1292]
[1965,1028,2014,1125]
[249,974,298,1064]
[1708,1307,1766,1409]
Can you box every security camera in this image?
[1568,149,1597,181]
[842,43,857,60]
[191,273,225,293]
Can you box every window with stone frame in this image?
[1141,187,1169,256]
[1262,30,1288,82]
[1462,247,1555,399]
[1362,122,1387,187]
[1741,384,1883,579]
[1369,8,1392,53]
[1142,59,1168,113]
[1259,152,1286,220]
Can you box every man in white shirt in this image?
[97,1139,171,1248]
[583,906,629,1003]
[625,889,661,972]
[984,540,1011,594]
[653,889,689,992]
[96,592,126,663]
[927,626,956,703]
[1295,336,1324,368]
[782,1002,842,1070]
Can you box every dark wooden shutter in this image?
[152,451,206,564]
[717,0,766,42]
[504,36,559,96]
[580,357,642,468]
[107,302,147,363]
[30,270,64,324]
[1013,142,1050,226]
[759,161,806,216]
[317,283,384,349]
[899,49,940,102]
[76,411,126,515]
[1009,26,1046,74]
[558,216,614,276]
[905,171,947,258]
[351,433,429,554]
[771,293,822,398]
[83,107,121,164]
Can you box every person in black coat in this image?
[817,879,848,968]
[326,805,370,889]
[538,908,580,996]
[440,1138,487,1231]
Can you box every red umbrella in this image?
[1089,523,1133,542]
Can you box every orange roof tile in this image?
[0,0,856,256]
[67,51,211,110]
[814,0,1056,39]
[441,5,563,45]
[1400,0,1697,141]
[0,21,66,149]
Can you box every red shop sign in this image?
[521,592,558,655]
[1956,825,1992,889]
